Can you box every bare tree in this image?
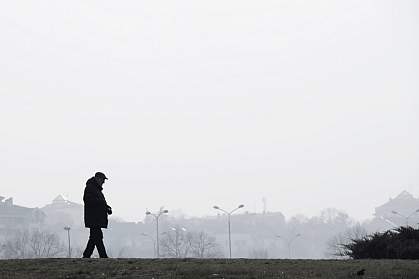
[160,227,192,258]
[190,231,220,258]
[29,229,65,257]
[326,224,367,258]
[1,229,65,259]
[160,229,221,258]
[1,230,31,259]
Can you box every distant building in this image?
[0,196,45,233]
[374,190,419,228]
[41,195,84,228]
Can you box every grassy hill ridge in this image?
[0,258,418,279]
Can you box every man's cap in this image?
[95,172,108,180]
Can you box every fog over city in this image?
[1,0,418,224]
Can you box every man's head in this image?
[94,172,108,186]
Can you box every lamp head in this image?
[213,206,220,209]
[163,210,169,213]
[146,211,151,215]
[238,204,244,208]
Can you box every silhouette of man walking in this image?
[82,172,112,258]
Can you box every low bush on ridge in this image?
[343,226,419,259]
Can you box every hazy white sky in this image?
[1,0,418,222]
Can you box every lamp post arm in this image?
[216,208,230,215]
[394,212,406,219]
[230,207,240,215]
[380,217,398,228]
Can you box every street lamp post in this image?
[213,204,244,259]
[276,233,301,259]
[64,226,71,258]
[391,209,419,227]
[146,208,168,258]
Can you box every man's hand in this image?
[106,205,113,215]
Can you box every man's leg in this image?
[93,228,108,258]
[82,228,96,258]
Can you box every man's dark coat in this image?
[83,177,109,228]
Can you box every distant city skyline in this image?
[2,189,419,224]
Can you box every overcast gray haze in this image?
[1,0,418,223]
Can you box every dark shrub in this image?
[343,227,419,259]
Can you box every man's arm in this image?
[83,186,107,207]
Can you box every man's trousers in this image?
[83,227,108,258]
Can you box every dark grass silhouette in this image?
[1,258,419,279]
